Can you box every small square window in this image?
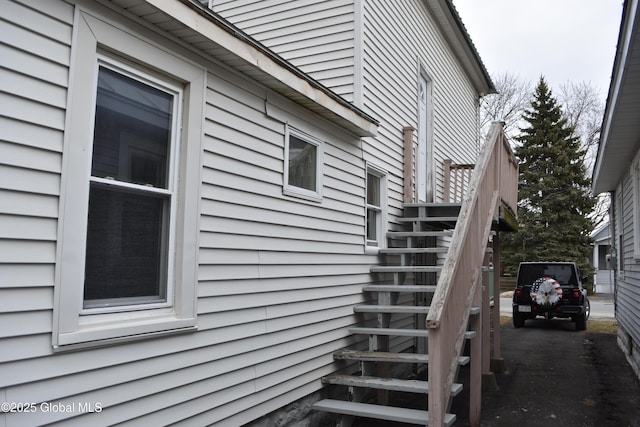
[288,135,317,191]
[284,127,323,201]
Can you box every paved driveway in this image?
[462,308,640,427]
[352,294,637,427]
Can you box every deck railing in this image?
[443,160,474,203]
[427,122,518,426]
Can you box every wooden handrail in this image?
[427,122,518,426]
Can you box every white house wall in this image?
[0,0,377,425]
[361,0,479,209]
[213,0,358,102]
[616,171,640,377]
[214,0,482,220]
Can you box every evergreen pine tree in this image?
[503,78,595,287]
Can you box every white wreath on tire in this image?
[530,277,563,306]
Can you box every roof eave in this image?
[132,0,379,137]
[593,0,640,194]
[425,0,496,96]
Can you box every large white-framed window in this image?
[283,126,323,201]
[366,165,387,250]
[53,8,205,350]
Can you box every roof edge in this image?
[426,0,496,96]
[148,0,379,137]
[593,0,637,194]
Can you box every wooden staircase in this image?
[313,203,484,426]
[312,122,519,426]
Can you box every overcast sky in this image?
[452,0,624,100]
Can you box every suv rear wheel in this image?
[574,297,590,331]
[513,312,525,328]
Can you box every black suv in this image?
[512,262,590,330]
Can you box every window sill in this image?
[365,245,380,255]
[54,314,196,351]
[283,186,322,203]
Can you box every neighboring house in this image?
[590,223,614,294]
[593,0,640,381]
[0,0,516,426]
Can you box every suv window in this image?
[518,263,578,286]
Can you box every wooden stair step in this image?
[354,304,430,314]
[402,202,462,209]
[312,399,456,426]
[397,216,459,223]
[387,231,454,238]
[402,203,462,220]
[333,350,470,366]
[363,284,437,293]
[321,375,464,396]
[379,247,448,254]
[322,374,429,393]
[370,266,442,273]
[350,327,429,337]
[350,327,478,340]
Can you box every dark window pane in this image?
[367,173,380,206]
[92,66,172,188]
[84,185,167,306]
[367,209,377,241]
[288,135,317,191]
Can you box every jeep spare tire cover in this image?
[530,277,563,307]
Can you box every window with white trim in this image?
[284,126,323,201]
[54,9,204,350]
[633,153,640,260]
[85,60,178,309]
[617,182,624,274]
[366,166,387,248]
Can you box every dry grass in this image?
[587,319,618,334]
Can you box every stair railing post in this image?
[443,159,452,203]
[403,126,416,203]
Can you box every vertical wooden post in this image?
[403,126,415,203]
[482,251,491,377]
[469,279,482,427]
[492,232,504,366]
[443,159,452,203]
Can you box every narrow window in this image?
[634,159,640,259]
[618,183,625,273]
[367,172,381,244]
[84,62,179,310]
[284,127,322,201]
[366,167,386,248]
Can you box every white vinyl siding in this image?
[616,168,640,378]
[214,0,481,216]
[0,0,73,358]
[1,1,375,425]
[212,0,357,101]
[361,0,479,212]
